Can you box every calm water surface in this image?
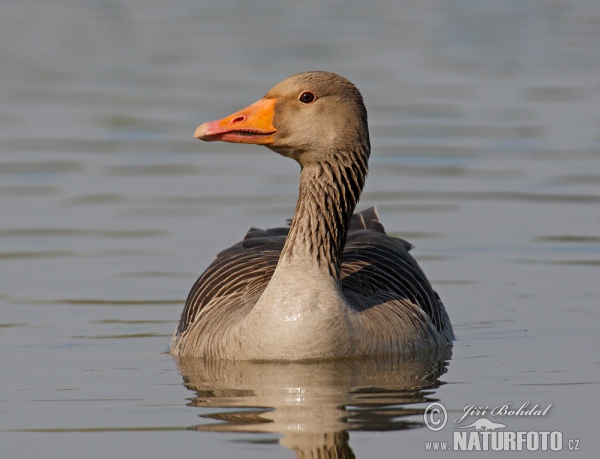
[1,1,599,457]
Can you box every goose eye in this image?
[298,91,316,104]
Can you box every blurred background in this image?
[1,1,598,458]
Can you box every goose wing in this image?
[174,229,285,338]
[342,207,451,339]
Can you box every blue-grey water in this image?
[1,1,599,457]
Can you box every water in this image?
[1,1,599,457]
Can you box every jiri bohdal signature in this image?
[454,402,552,424]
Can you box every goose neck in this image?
[279,148,368,281]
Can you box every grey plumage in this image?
[171,71,453,359]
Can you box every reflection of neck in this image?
[280,431,354,459]
[280,147,368,282]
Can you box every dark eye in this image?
[298,91,316,104]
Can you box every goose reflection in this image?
[175,346,452,458]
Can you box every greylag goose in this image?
[171,71,453,360]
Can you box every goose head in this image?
[194,71,370,167]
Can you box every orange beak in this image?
[194,98,277,145]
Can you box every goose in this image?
[170,71,453,360]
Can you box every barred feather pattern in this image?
[172,206,453,356]
[281,148,367,281]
